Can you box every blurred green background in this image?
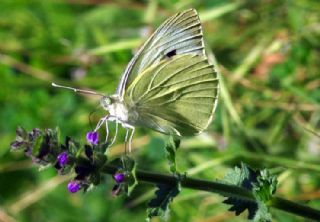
[1,0,320,221]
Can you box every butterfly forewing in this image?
[124,54,219,136]
[116,9,204,99]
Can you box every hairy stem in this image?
[270,197,320,220]
[102,164,320,221]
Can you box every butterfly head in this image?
[100,96,113,110]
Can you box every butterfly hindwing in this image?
[116,9,204,99]
[124,54,219,136]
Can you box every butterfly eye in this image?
[105,97,112,105]
[101,96,112,107]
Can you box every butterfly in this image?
[53,9,219,151]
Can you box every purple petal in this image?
[57,151,69,167]
[113,173,125,183]
[67,181,81,193]
[86,131,99,145]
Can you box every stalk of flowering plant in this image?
[10,127,320,221]
[102,164,320,221]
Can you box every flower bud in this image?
[57,151,69,167]
[67,181,81,193]
[113,173,125,183]
[86,131,99,145]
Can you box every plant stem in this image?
[102,164,320,221]
[270,197,320,220]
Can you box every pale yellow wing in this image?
[125,54,219,136]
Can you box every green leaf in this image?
[90,172,101,186]
[253,202,272,222]
[32,134,44,156]
[253,169,277,203]
[16,126,28,140]
[93,152,107,168]
[147,183,180,220]
[98,141,110,154]
[122,155,138,196]
[222,164,259,219]
[122,155,135,172]
[164,136,180,173]
[222,163,277,222]
[54,127,61,148]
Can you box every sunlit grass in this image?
[0,0,319,221]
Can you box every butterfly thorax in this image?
[100,95,138,125]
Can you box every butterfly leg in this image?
[94,115,108,132]
[124,128,129,154]
[128,127,135,153]
[122,123,135,153]
[109,121,119,147]
[105,119,109,142]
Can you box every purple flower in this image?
[57,151,68,167]
[86,131,99,145]
[67,181,81,193]
[113,173,125,183]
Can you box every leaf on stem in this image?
[164,136,180,174]
[222,163,277,222]
[147,183,180,220]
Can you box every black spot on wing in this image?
[166,49,176,58]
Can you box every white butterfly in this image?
[53,9,219,151]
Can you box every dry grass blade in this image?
[0,208,17,222]
[0,53,53,81]
[88,39,142,55]
[8,176,70,215]
[199,2,243,22]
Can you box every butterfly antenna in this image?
[52,82,105,96]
